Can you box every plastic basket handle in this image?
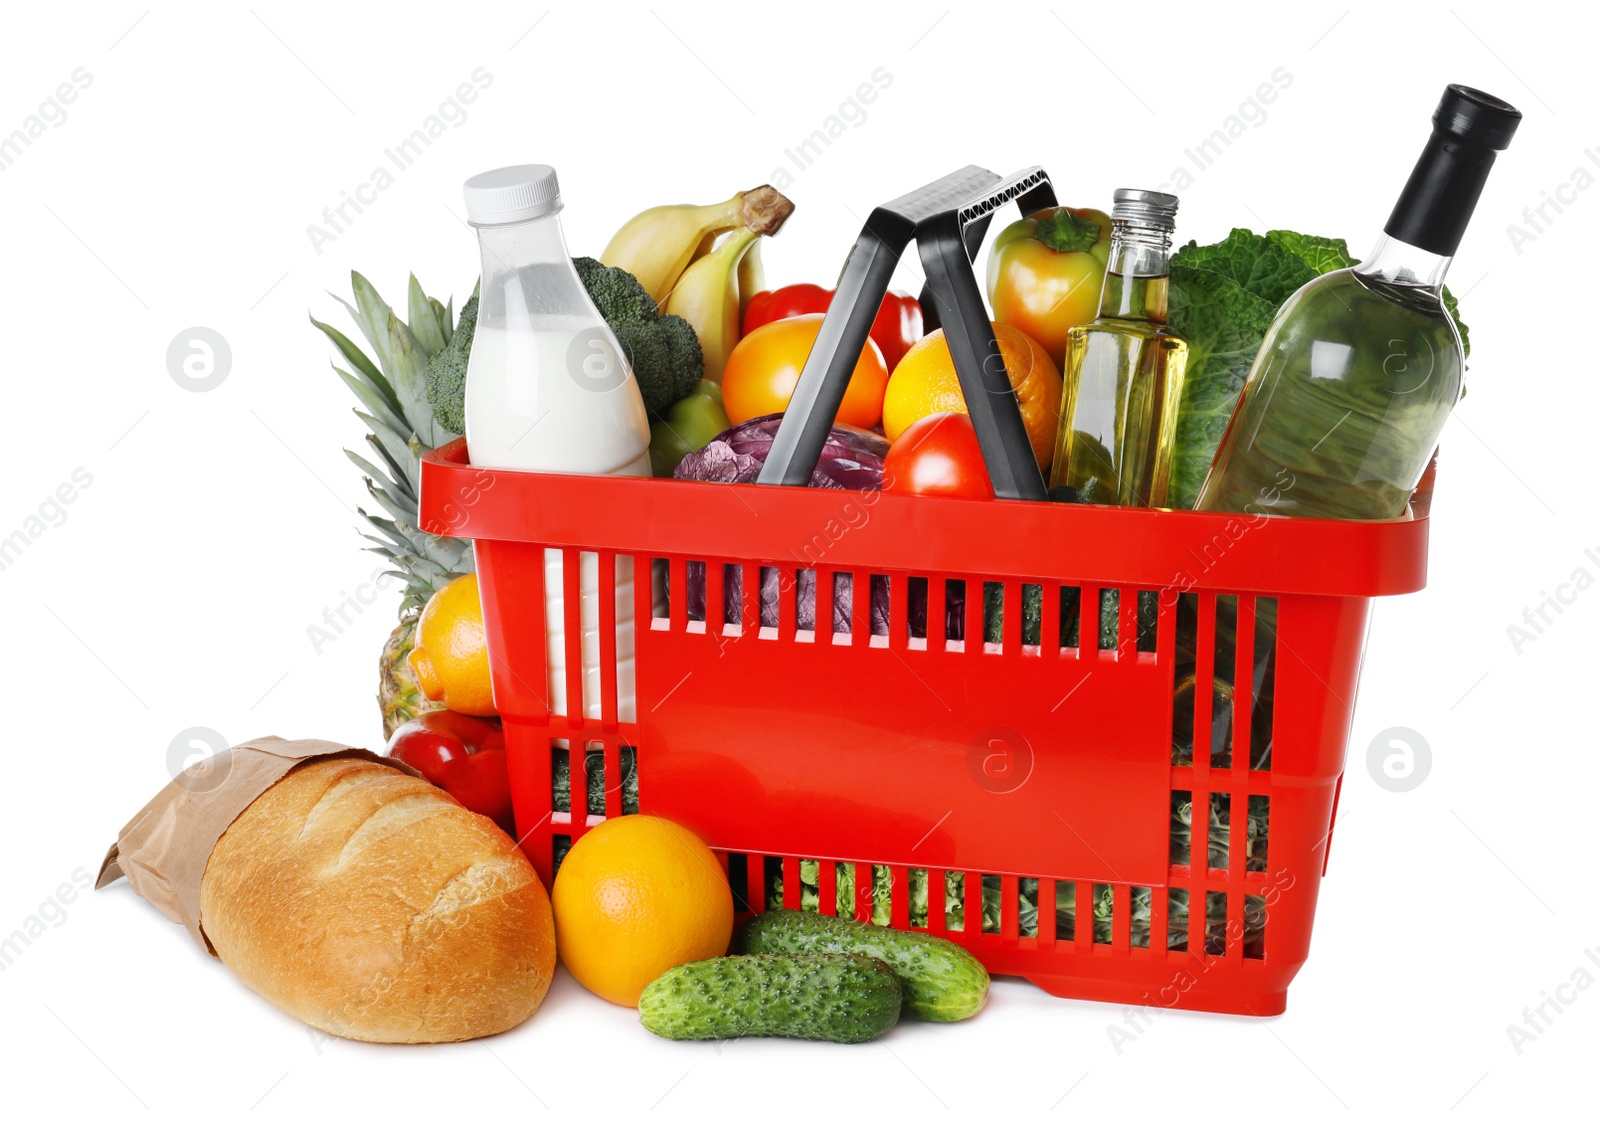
[756,165,1058,501]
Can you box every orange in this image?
[408,573,496,716]
[722,314,887,429]
[882,322,1063,474]
[552,815,733,1007]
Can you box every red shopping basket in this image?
[418,168,1430,1015]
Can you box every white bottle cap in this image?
[463,164,562,226]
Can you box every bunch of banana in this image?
[601,185,794,381]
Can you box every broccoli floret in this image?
[654,313,705,406]
[573,255,655,324]
[612,319,669,395]
[573,256,704,415]
[424,292,477,436]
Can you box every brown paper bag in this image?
[97,735,418,954]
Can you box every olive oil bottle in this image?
[1196,85,1520,519]
[1050,189,1188,507]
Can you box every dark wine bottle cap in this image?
[1434,84,1521,150]
[1384,84,1521,257]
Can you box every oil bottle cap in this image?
[463,164,562,226]
[1112,188,1180,230]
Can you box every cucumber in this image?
[638,953,900,1043]
[734,910,988,1021]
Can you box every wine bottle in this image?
[1195,85,1520,520]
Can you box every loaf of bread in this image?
[199,757,554,1044]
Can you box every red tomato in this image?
[387,711,513,833]
[883,412,995,499]
[721,314,887,429]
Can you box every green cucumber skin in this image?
[734,910,989,1022]
[638,953,902,1043]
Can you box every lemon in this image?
[407,573,496,716]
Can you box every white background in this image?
[2,2,1593,1116]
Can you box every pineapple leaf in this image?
[336,278,414,388]
[385,524,471,574]
[381,311,444,449]
[354,410,419,494]
[330,292,371,350]
[364,543,453,587]
[347,448,405,502]
[346,273,399,368]
[358,545,429,581]
[361,512,426,550]
[362,540,427,570]
[359,517,414,550]
[335,368,408,437]
[364,475,420,526]
[311,316,405,418]
[356,422,409,479]
[388,552,451,581]
[341,272,444,449]
[408,274,447,359]
[394,513,468,560]
[359,553,434,606]
[359,428,412,490]
[346,275,441,447]
[374,540,472,588]
[434,297,453,346]
[351,275,418,371]
[361,534,412,562]
[361,561,411,587]
[364,515,472,571]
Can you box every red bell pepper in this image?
[387,711,514,834]
[743,284,923,372]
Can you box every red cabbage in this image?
[673,414,888,489]
[674,415,892,632]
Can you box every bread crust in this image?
[200,758,554,1043]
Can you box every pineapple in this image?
[312,272,474,737]
[377,606,436,737]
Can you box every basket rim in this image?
[420,439,1428,599]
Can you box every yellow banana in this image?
[665,227,761,384]
[737,239,766,319]
[601,185,791,306]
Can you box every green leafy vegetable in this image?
[1441,285,1469,360]
[552,747,638,817]
[1169,793,1267,871]
[1265,229,1356,275]
[1166,264,1279,509]
[1173,228,1317,308]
